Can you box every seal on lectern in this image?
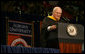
[67,24,77,36]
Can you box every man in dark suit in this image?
[40,6,63,49]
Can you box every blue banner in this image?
[8,21,32,35]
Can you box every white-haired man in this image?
[40,6,64,49]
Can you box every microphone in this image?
[62,17,70,22]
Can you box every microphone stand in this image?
[62,17,70,23]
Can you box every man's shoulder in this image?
[44,16,54,21]
[43,16,51,21]
[44,16,50,19]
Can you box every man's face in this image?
[53,8,62,21]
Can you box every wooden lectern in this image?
[58,23,84,53]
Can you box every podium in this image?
[58,23,84,53]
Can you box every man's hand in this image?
[50,25,56,30]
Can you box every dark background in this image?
[0,1,84,47]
